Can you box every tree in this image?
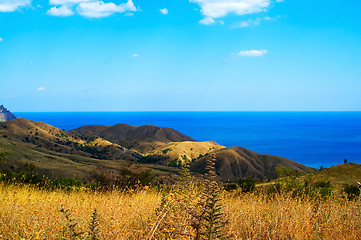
[344,158,348,164]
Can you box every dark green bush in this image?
[343,184,360,200]
[89,168,155,190]
[224,183,238,191]
[237,176,257,193]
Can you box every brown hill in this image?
[0,118,140,161]
[0,135,179,182]
[0,119,180,182]
[0,118,313,183]
[191,147,313,182]
[148,141,225,165]
[71,124,196,153]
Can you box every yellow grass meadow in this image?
[1,182,361,240]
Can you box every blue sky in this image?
[1,0,361,112]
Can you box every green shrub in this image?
[162,148,170,154]
[52,178,82,190]
[237,176,257,193]
[168,159,181,168]
[224,183,238,191]
[274,173,333,199]
[343,184,360,200]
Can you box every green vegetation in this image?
[237,176,257,193]
[168,159,181,168]
[271,167,334,199]
[0,163,82,190]
[343,183,360,200]
[0,151,10,164]
[0,161,157,191]
[90,168,155,189]
[162,148,170,154]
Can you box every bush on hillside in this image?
[89,168,155,190]
[343,183,360,200]
[237,176,257,193]
[224,183,238,191]
[273,167,333,199]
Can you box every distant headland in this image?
[0,105,17,123]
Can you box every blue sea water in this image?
[14,112,361,168]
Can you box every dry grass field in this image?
[1,181,361,240]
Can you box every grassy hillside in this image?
[148,141,225,163]
[0,119,182,183]
[0,118,142,161]
[0,135,180,182]
[70,124,196,153]
[191,147,314,181]
[0,118,314,183]
[306,163,361,194]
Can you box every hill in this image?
[0,105,17,122]
[147,141,225,165]
[0,118,141,161]
[191,147,313,181]
[0,118,314,183]
[0,119,180,182]
[70,124,195,153]
[307,163,361,194]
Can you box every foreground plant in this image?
[60,205,85,240]
[189,154,227,240]
[88,208,100,240]
[148,160,195,239]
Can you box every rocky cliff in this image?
[0,105,17,122]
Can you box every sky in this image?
[1,0,361,112]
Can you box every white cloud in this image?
[236,18,260,28]
[190,0,273,24]
[159,8,168,15]
[233,16,275,28]
[132,53,139,57]
[49,0,91,5]
[37,87,46,91]
[47,5,74,16]
[77,0,136,18]
[0,0,31,12]
[238,21,250,27]
[237,49,267,57]
[199,16,215,25]
[0,37,3,42]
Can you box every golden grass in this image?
[1,183,361,240]
[149,141,225,163]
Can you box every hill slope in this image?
[309,163,361,193]
[148,141,225,164]
[191,147,313,181]
[0,119,180,182]
[0,118,141,161]
[71,124,195,153]
[0,118,314,183]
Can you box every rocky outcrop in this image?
[0,105,17,122]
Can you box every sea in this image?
[14,111,361,169]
